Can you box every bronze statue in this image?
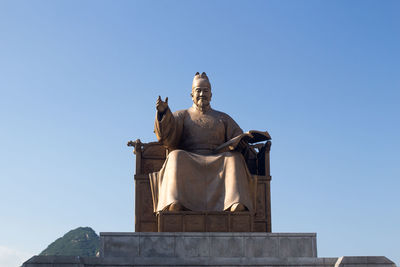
[149,72,270,213]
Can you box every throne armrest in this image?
[249,140,271,176]
[127,139,167,175]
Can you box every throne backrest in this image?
[128,139,271,232]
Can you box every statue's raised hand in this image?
[156,96,169,113]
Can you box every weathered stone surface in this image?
[101,234,139,257]
[100,232,317,258]
[175,235,210,258]
[139,234,175,257]
[244,235,279,257]
[210,235,244,257]
[23,233,397,267]
[23,255,396,267]
[335,256,396,267]
[279,235,317,257]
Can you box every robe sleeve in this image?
[154,108,184,149]
[224,114,254,163]
[224,114,244,141]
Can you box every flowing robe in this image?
[149,105,255,212]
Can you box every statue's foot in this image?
[168,202,185,211]
[230,203,247,212]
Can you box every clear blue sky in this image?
[0,1,399,266]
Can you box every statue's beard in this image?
[194,98,210,111]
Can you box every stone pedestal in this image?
[157,211,253,232]
[101,232,317,258]
[23,232,397,267]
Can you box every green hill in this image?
[40,227,99,257]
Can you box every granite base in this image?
[22,232,396,267]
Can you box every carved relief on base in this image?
[157,211,253,232]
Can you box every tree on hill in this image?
[40,227,99,257]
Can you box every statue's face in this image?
[192,86,212,108]
[192,78,212,109]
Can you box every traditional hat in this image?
[192,72,211,89]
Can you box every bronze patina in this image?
[150,72,256,213]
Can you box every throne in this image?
[128,140,272,232]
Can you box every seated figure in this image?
[149,72,263,213]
